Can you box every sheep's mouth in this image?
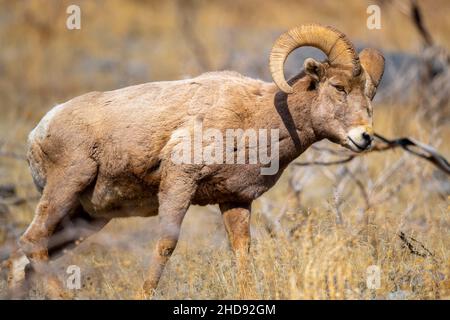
[347,136,367,151]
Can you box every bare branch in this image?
[294,132,450,175]
[398,231,434,258]
[346,168,371,210]
[294,156,355,167]
[0,151,26,161]
[410,0,434,46]
[374,133,450,175]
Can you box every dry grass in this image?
[0,0,449,300]
[2,104,447,300]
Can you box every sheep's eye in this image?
[332,84,346,93]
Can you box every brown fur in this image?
[10,47,384,298]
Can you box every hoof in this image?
[138,280,157,300]
[6,253,30,299]
[45,276,72,300]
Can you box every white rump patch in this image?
[28,103,66,144]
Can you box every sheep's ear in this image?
[304,58,325,82]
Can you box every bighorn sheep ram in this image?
[9,24,384,298]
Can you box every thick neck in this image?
[253,76,320,168]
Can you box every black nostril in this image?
[362,132,371,142]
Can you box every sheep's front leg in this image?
[141,166,197,299]
[219,201,255,298]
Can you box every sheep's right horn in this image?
[359,48,385,100]
[269,24,361,93]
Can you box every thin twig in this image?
[294,155,355,167]
[346,168,371,210]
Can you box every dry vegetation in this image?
[0,0,449,299]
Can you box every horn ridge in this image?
[269,24,360,93]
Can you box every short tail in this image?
[26,140,47,194]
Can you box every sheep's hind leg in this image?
[219,202,256,299]
[7,207,108,299]
[16,160,97,299]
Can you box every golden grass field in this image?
[0,0,449,299]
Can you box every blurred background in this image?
[0,0,449,299]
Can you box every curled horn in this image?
[269,24,361,93]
